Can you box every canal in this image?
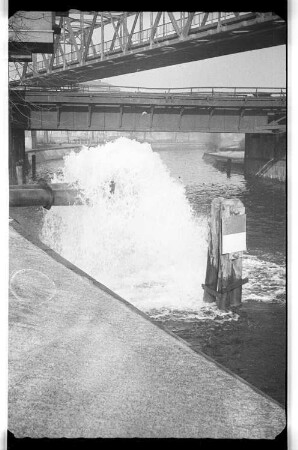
[10,139,286,406]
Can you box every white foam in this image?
[43,138,208,317]
[41,138,286,320]
[242,255,286,303]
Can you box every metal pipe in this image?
[10,183,69,190]
[9,183,83,208]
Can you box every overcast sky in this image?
[102,45,286,88]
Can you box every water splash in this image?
[40,137,285,321]
[42,138,209,319]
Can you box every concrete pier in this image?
[8,221,285,439]
[244,133,286,181]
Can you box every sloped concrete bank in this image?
[8,221,286,439]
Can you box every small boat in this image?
[203,150,244,165]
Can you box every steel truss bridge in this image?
[9,11,286,87]
[10,85,286,134]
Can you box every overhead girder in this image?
[9,11,286,86]
[9,85,286,133]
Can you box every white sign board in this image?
[222,214,246,254]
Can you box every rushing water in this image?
[39,137,285,322]
[41,138,211,319]
[10,137,286,405]
[159,146,286,307]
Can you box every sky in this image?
[102,45,286,88]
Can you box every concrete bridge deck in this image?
[8,219,285,439]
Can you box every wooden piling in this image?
[31,154,36,180]
[226,158,232,177]
[218,198,246,309]
[203,197,222,303]
[203,197,247,310]
[15,165,23,185]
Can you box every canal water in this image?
[10,137,286,406]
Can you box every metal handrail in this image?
[16,85,287,98]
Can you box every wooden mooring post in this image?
[31,154,36,180]
[202,197,248,310]
[15,164,23,185]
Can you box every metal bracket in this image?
[202,277,249,300]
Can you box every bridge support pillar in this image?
[244,133,286,180]
[25,130,39,150]
[32,130,38,148]
[9,127,26,185]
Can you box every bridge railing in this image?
[15,84,286,99]
[72,85,287,99]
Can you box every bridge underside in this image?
[26,106,285,134]
[9,89,286,183]
[11,90,286,134]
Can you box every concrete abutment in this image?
[244,133,286,181]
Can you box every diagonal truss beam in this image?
[109,12,124,51]
[122,12,128,51]
[182,12,195,37]
[126,12,140,49]
[150,11,162,42]
[201,13,209,27]
[167,12,182,37]
[83,12,98,61]
[109,19,121,51]
[64,17,80,60]
[89,37,97,56]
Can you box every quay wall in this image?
[244,133,286,181]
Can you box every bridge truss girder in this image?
[9,11,286,86]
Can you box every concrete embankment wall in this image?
[244,133,286,181]
[260,158,286,182]
[8,220,286,439]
